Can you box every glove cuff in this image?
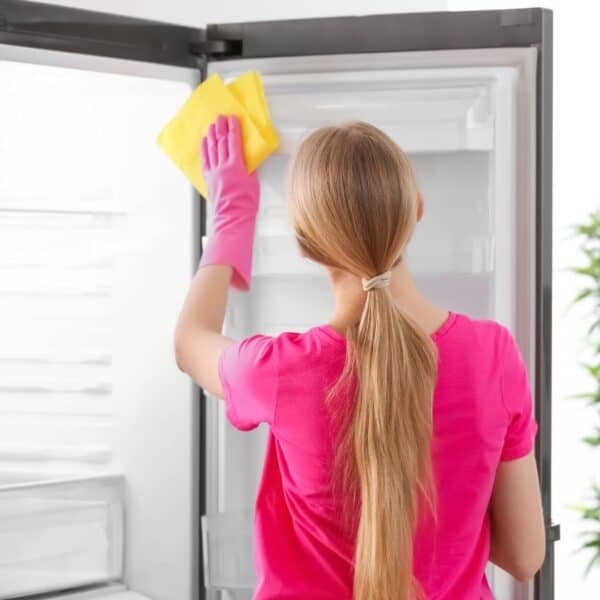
[199,218,257,291]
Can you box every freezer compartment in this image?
[0,473,124,599]
[253,68,496,155]
[201,511,255,593]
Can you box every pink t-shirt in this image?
[218,310,539,599]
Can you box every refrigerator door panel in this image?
[203,47,537,599]
[0,43,201,600]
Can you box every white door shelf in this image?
[0,473,124,599]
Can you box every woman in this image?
[174,115,546,599]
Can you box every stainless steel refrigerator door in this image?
[203,44,540,600]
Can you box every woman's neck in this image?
[326,261,448,337]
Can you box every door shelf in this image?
[0,473,124,599]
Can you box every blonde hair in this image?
[288,122,439,600]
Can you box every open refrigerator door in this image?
[0,41,201,600]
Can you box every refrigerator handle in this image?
[546,522,560,543]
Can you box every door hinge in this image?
[547,522,560,543]
[189,39,242,60]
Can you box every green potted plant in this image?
[568,208,600,574]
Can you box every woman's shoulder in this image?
[269,325,346,366]
[228,325,343,368]
[443,311,517,357]
[451,310,507,331]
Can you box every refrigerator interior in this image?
[204,47,537,599]
[0,45,200,599]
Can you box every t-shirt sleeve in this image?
[217,333,279,431]
[499,326,539,461]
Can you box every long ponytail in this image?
[288,121,439,600]
[333,284,438,600]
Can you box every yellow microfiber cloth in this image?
[228,71,280,153]
[156,71,279,199]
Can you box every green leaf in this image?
[574,266,600,280]
[584,551,600,578]
[568,288,595,309]
[589,318,600,335]
[568,392,594,399]
[583,363,600,378]
[568,390,600,405]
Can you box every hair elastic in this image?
[362,270,392,292]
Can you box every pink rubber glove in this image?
[199,114,260,291]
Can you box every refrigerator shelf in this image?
[203,232,495,279]
[0,473,124,599]
[249,267,494,280]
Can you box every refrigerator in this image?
[0,3,556,600]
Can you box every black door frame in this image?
[0,3,555,599]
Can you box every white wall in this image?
[31,0,599,597]
[31,0,447,26]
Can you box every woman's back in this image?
[218,310,539,599]
[176,116,544,599]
